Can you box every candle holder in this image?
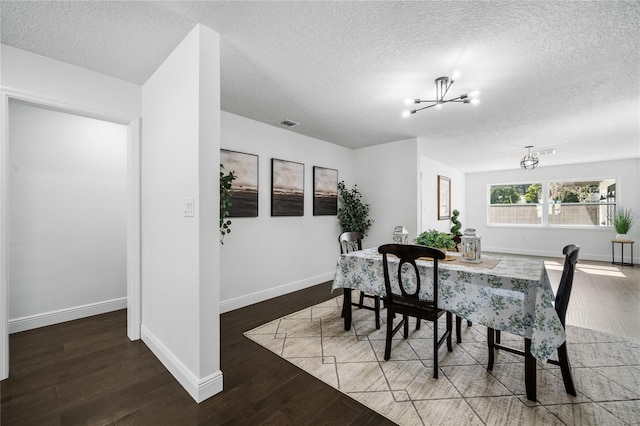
[461,228,482,263]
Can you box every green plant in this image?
[220,165,236,243]
[613,208,636,235]
[337,181,374,235]
[415,229,456,250]
[450,209,462,236]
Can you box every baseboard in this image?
[9,297,127,334]
[219,272,335,313]
[141,325,224,403]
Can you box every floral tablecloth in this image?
[332,248,565,360]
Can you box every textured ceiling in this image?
[1,1,639,173]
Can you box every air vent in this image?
[533,149,556,156]
[279,119,300,127]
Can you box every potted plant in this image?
[415,229,456,252]
[220,165,236,244]
[613,207,636,241]
[450,209,462,245]
[337,181,374,235]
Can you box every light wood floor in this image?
[543,255,640,339]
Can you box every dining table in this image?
[332,247,566,402]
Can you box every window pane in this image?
[490,204,542,225]
[490,184,541,205]
[548,179,616,226]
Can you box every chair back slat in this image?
[555,244,580,327]
[339,232,364,254]
[378,244,445,307]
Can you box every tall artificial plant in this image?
[450,209,462,237]
[220,165,236,244]
[337,181,374,235]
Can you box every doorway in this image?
[0,91,141,380]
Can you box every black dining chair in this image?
[487,244,580,398]
[379,243,453,378]
[339,232,381,329]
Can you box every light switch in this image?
[183,198,194,217]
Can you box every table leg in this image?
[525,338,537,401]
[343,288,352,331]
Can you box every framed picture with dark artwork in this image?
[271,158,304,216]
[313,166,338,215]
[438,175,451,220]
[220,149,259,217]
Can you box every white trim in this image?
[1,92,9,379]
[482,246,625,263]
[141,325,224,403]
[8,298,127,334]
[219,272,335,313]
[127,119,142,340]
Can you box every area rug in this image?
[244,295,640,425]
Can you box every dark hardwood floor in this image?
[1,282,393,425]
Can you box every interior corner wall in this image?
[353,138,420,248]
[141,24,222,403]
[8,100,127,330]
[417,139,466,236]
[219,111,355,312]
[465,158,640,262]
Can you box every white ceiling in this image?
[1,1,639,173]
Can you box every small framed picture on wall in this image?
[271,158,304,216]
[220,149,259,217]
[438,175,451,220]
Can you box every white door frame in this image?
[0,88,141,380]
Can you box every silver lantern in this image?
[392,226,409,244]
[461,228,482,263]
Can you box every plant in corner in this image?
[415,229,456,252]
[220,165,236,244]
[337,181,374,235]
[613,207,636,240]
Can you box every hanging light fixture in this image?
[402,74,479,117]
[520,146,539,170]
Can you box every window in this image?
[548,180,616,226]
[489,183,542,225]
[489,179,616,227]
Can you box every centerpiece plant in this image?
[450,209,462,243]
[415,229,456,252]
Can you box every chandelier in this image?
[520,146,539,170]
[402,74,479,117]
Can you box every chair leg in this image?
[446,312,453,352]
[556,342,576,396]
[374,296,381,330]
[524,338,537,402]
[467,320,473,327]
[358,291,365,308]
[416,317,421,330]
[433,313,439,379]
[384,308,394,361]
[456,315,462,343]
[487,328,495,371]
[403,315,409,338]
[496,330,501,344]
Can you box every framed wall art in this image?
[438,175,451,220]
[220,149,259,217]
[313,167,338,216]
[271,158,304,216]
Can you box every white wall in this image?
[466,158,640,262]
[1,44,140,121]
[418,140,466,236]
[141,24,222,403]
[354,138,420,248]
[8,100,127,330]
[219,112,354,311]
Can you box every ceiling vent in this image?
[534,149,556,156]
[279,119,300,127]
